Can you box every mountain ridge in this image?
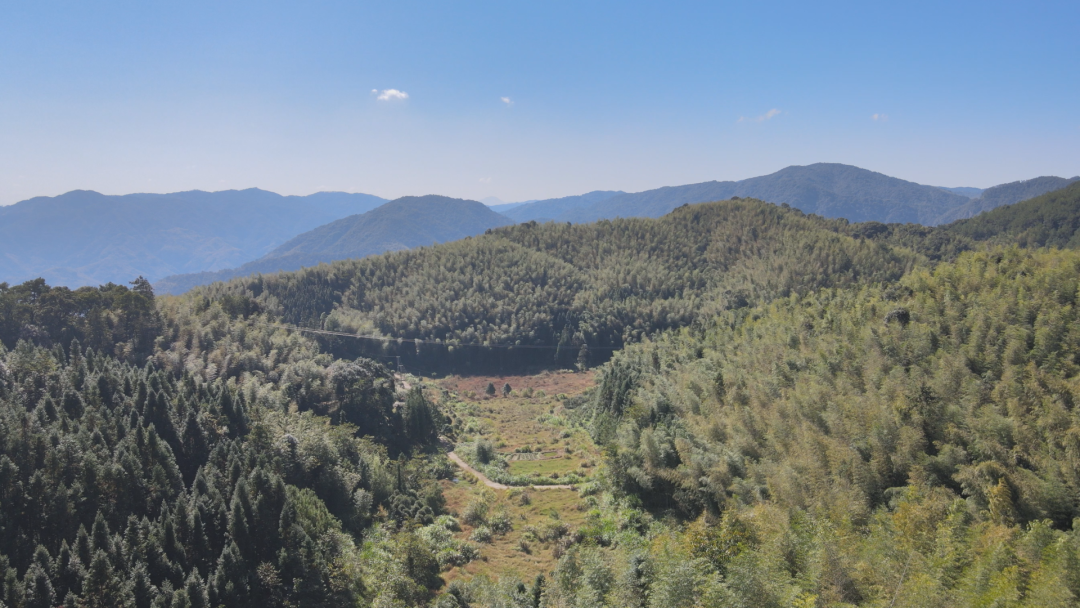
[7,164,1078,292]
[0,188,386,287]
[564,163,973,225]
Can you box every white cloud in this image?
[374,89,409,101]
[501,97,513,105]
[738,108,782,123]
[478,177,492,183]
[871,113,889,121]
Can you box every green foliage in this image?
[0,277,161,360]
[0,313,444,606]
[557,247,1080,606]
[191,198,918,373]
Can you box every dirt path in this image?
[446,451,574,490]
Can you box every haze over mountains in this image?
[0,188,385,287]
[500,190,625,222]
[155,196,512,294]
[2,163,1076,293]
[938,186,984,198]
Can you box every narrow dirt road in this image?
[446,451,574,490]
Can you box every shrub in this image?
[475,439,495,465]
[469,526,493,543]
[462,498,489,527]
[489,510,514,535]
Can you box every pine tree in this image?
[23,562,54,608]
[80,550,125,608]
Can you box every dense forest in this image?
[557,248,1080,606]
[186,198,921,374]
[0,278,451,606]
[2,182,1080,606]
[175,183,1080,376]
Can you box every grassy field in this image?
[430,370,601,583]
[507,456,593,477]
[438,370,601,478]
[439,478,589,583]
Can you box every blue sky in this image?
[1,0,1077,205]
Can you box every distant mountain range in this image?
[492,164,1077,227]
[509,164,975,225]
[3,163,1076,293]
[0,188,385,287]
[155,196,512,295]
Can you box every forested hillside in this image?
[170,182,1080,375]
[0,189,385,287]
[0,276,454,607]
[188,198,919,373]
[556,248,1080,606]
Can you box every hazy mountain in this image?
[501,190,624,222]
[935,176,1080,224]
[565,163,974,225]
[156,195,513,294]
[0,188,385,287]
[938,186,984,198]
[483,196,541,212]
[488,202,530,213]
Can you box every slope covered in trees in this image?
[0,278,161,362]
[558,248,1080,606]
[188,198,919,373]
[0,282,453,606]
[0,189,386,288]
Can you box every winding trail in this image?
[446,450,574,490]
